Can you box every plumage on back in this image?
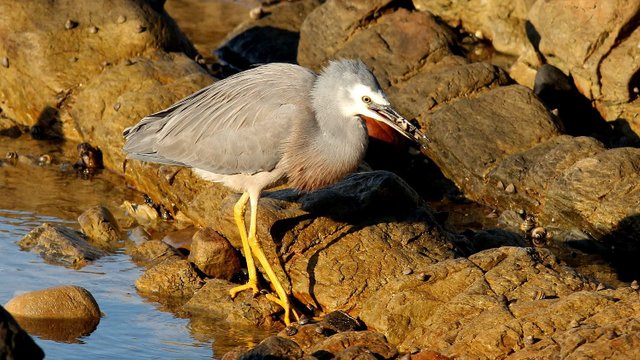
[123,63,316,175]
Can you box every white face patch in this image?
[342,84,389,119]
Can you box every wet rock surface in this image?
[18,223,107,267]
[0,305,44,360]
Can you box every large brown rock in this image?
[0,0,198,136]
[298,1,461,87]
[209,171,458,315]
[359,247,640,359]
[412,0,534,56]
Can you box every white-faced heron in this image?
[123,59,430,324]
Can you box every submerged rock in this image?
[0,305,44,360]
[18,223,107,267]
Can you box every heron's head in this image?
[315,59,430,149]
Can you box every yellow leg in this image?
[229,193,259,297]
[246,195,298,325]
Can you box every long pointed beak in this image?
[369,104,431,150]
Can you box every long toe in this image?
[229,281,259,299]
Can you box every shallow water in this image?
[0,136,273,359]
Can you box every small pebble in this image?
[285,326,298,336]
[69,56,78,63]
[569,319,579,328]
[113,102,121,111]
[195,54,205,65]
[416,272,430,281]
[606,329,617,340]
[65,19,78,30]
[116,15,127,24]
[315,325,325,335]
[1,57,8,68]
[298,314,310,325]
[38,154,52,166]
[410,347,420,354]
[496,180,505,190]
[505,183,516,194]
[101,61,110,67]
[88,26,99,34]
[249,7,264,20]
[136,24,147,33]
[596,283,606,291]
[631,280,639,290]
[402,267,413,275]
[524,335,535,345]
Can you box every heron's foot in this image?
[265,293,300,326]
[229,280,259,299]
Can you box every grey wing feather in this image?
[123,63,317,174]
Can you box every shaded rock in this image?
[0,305,44,360]
[216,0,322,72]
[127,239,182,267]
[5,285,100,321]
[320,311,363,334]
[533,64,612,143]
[309,331,398,360]
[238,335,303,360]
[183,279,282,328]
[0,0,197,136]
[78,205,121,250]
[165,0,261,59]
[188,227,242,280]
[357,247,640,358]
[18,223,107,267]
[412,0,535,55]
[334,346,378,360]
[527,0,640,137]
[161,227,197,253]
[135,258,204,302]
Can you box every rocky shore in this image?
[1,0,639,359]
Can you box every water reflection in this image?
[0,136,258,359]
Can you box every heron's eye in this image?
[362,96,372,104]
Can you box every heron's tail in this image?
[122,115,184,165]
